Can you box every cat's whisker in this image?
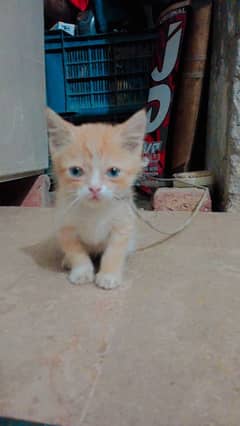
[113,192,132,202]
[62,196,82,214]
[113,195,125,201]
[54,195,82,231]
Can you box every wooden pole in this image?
[170,1,212,173]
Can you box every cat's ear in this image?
[46,108,74,155]
[120,109,146,152]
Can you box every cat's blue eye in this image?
[68,166,84,178]
[106,167,121,178]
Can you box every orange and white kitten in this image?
[46,108,146,289]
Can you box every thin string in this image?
[129,176,209,252]
[52,176,209,252]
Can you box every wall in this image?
[0,0,48,181]
[206,0,240,211]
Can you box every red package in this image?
[69,0,89,12]
[142,1,190,192]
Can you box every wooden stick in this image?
[170,1,212,173]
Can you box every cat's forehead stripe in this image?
[76,123,118,153]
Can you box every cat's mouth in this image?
[89,194,101,202]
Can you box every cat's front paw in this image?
[95,272,121,290]
[69,262,94,285]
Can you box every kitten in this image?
[46,108,146,289]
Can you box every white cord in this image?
[130,176,209,252]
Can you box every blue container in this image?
[45,31,156,117]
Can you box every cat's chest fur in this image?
[58,200,132,252]
[74,205,111,247]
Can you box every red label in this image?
[142,6,188,190]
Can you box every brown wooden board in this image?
[170,1,212,173]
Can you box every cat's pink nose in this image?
[89,186,101,194]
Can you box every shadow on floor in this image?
[22,236,62,273]
[22,237,102,274]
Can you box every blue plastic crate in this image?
[45,32,156,117]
